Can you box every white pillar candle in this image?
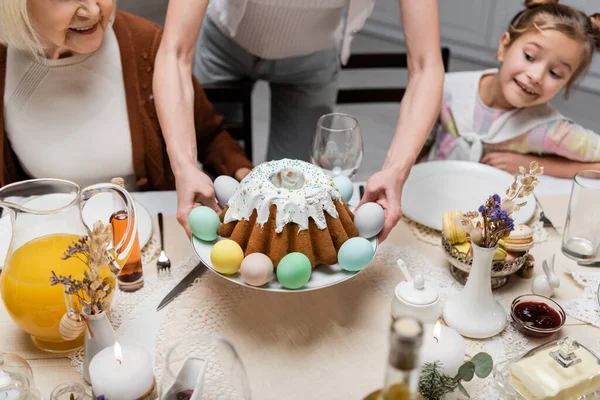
[418,322,466,376]
[89,342,154,400]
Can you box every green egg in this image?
[188,206,221,241]
[338,237,374,272]
[276,253,312,289]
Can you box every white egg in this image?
[214,176,239,208]
[333,175,354,203]
[354,202,385,238]
[240,253,274,287]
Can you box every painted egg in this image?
[214,176,239,208]
[338,237,375,272]
[354,202,385,238]
[333,176,354,204]
[276,253,312,289]
[210,240,244,275]
[240,253,274,286]
[189,206,221,241]
[59,311,85,341]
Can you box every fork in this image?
[534,194,559,233]
[157,212,171,270]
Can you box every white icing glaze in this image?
[224,159,342,233]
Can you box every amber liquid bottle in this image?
[110,177,144,292]
[364,317,424,400]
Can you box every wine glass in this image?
[310,113,363,178]
[160,335,251,400]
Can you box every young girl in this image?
[426,0,600,178]
[0,0,252,196]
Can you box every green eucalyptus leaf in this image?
[471,352,493,378]
[457,382,470,398]
[458,361,475,382]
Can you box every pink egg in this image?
[240,253,274,287]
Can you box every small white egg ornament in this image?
[333,176,354,204]
[354,202,385,238]
[240,253,274,287]
[214,175,239,208]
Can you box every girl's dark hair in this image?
[507,0,600,94]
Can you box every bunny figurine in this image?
[532,254,560,297]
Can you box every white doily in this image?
[406,205,548,246]
[154,243,532,400]
[563,269,600,328]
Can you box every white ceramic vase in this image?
[83,311,115,383]
[443,243,507,338]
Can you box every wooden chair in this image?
[337,47,450,104]
[203,81,254,161]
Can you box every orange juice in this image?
[0,233,115,352]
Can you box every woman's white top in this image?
[208,0,376,62]
[4,25,136,189]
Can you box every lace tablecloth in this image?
[151,243,532,400]
[563,269,600,328]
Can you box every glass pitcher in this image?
[0,179,137,353]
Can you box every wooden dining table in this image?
[1,189,599,398]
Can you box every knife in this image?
[156,261,207,311]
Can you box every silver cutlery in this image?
[157,261,207,311]
[534,194,559,233]
[157,212,171,270]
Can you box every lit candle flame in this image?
[433,321,441,343]
[114,341,123,364]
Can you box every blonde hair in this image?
[506,0,600,95]
[0,0,118,56]
[0,0,43,55]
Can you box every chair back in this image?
[337,47,450,104]
[203,81,254,161]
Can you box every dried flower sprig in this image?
[50,221,115,316]
[456,161,543,248]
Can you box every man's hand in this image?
[175,166,220,238]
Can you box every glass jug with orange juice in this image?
[0,179,137,352]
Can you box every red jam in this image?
[514,301,562,329]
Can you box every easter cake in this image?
[217,159,359,269]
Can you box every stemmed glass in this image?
[309,113,363,178]
[160,335,251,400]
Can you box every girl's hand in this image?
[481,152,533,174]
[356,167,404,242]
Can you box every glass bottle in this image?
[364,317,424,400]
[110,177,144,292]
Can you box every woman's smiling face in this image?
[496,29,583,108]
[28,0,113,59]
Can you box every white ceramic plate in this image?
[0,193,153,268]
[191,235,378,292]
[402,161,536,231]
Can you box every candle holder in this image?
[50,382,92,400]
[92,379,157,400]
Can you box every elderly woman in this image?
[0,0,251,191]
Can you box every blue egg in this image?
[338,237,375,272]
[333,176,354,204]
[188,206,221,241]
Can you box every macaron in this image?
[503,224,534,252]
[442,210,466,244]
